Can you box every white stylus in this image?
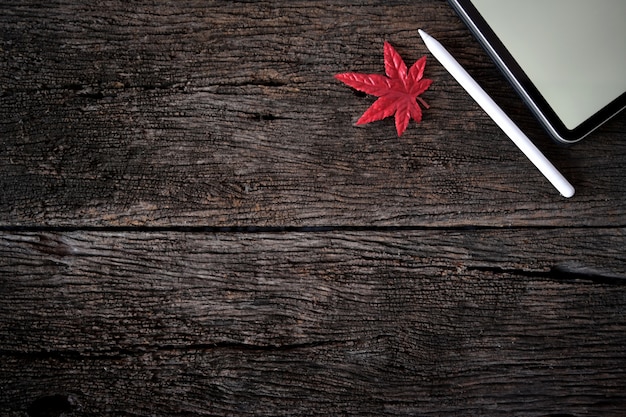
[418,29,575,198]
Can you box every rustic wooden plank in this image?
[1,230,625,416]
[1,1,625,227]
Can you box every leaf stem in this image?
[416,96,429,109]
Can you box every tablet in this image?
[448,0,626,143]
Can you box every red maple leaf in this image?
[335,42,433,136]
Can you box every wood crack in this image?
[469,265,626,286]
[2,224,625,233]
[0,340,346,361]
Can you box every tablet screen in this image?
[471,0,626,130]
[451,0,626,142]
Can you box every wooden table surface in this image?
[1,1,625,416]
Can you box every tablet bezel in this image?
[448,0,626,143]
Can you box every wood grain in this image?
[2,2,626,417]
[1,1,625,227]
[1,230,625,416]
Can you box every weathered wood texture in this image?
[2,2,626,417]
[1,1,625,227]
[1,230,626,416]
